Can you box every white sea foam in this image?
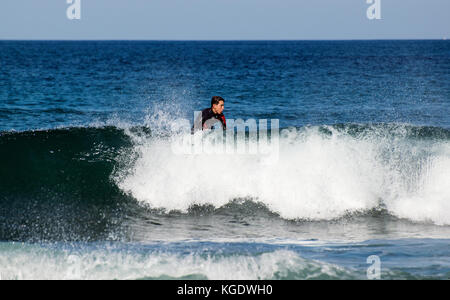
[385,148,450,226]
[114,119,450,226]
[0,243,352,280]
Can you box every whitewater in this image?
[115,123,450,226]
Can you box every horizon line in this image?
[0,38,447,42]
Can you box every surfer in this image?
[192,96,227,132]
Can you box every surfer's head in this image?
[211,96,225,115]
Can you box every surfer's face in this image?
[212,101,224,114]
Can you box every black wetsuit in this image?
[192,108,226,132]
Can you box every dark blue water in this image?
[1,40,449,131]
[0,40,449,279]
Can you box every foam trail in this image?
[0,243,354,280]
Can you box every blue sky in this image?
[0,0,449,40]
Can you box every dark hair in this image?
[211,96,224,107]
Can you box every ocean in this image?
[0,40,449,280]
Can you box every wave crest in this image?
[115,123,450,225]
